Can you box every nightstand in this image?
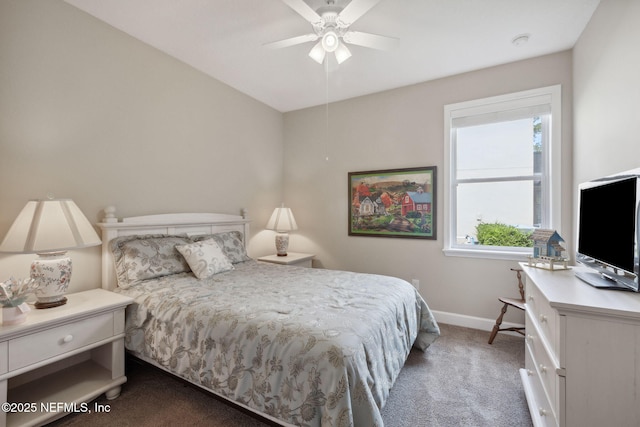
[258,252,315,268]
[0,289,133,427]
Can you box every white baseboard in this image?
[432,310,524,337]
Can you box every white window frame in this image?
[443,85,562,260]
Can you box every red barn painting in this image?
[401,187,432,217]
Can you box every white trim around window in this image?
[443,85,562,260]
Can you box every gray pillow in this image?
[191,231,251,264]
[110,234,191,289]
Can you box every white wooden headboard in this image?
[97,207,250,291]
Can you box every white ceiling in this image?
[64,0,600,113]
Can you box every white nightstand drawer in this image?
[8,312,114,371]
[0,341,7,374]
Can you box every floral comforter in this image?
[116,260,440,426]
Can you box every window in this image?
[443,86,562,260]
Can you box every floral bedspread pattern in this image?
[117,261,440,426]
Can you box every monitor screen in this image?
[578,177,637,273]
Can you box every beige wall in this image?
[573,0,640,185]
[283,52,573,325]
[7,0,626,328]
[0,0,283,291]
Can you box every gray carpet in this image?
[49,324,532,426]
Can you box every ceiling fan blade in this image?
[343,31,399,50]
[264,33,318,49]
[337,0,382,26]
[282,0,322,25]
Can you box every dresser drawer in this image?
[525,345,559,427]
[8,312,114,371]
[526,311,559,415]
[526,279,558,355]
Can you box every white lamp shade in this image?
[308,40,326,64]
[335,42,352,64]
[266,205,298,233]
[0,199,101,254]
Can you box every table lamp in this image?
[0,198,101,308]
[266,204,298,256]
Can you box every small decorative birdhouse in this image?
[528,229,569,270]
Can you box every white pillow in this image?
[176,239,234,279]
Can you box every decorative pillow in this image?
[192,231,251,264]
[110,235,192,289]
[175,239,234,279]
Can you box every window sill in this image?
[443,246,532,261]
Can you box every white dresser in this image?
[520,264,640,427]
[0,289,132,427]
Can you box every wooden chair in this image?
[488,268,525,344]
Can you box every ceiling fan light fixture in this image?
[273,0,398,66]
[334,42,352,64]
[321,30,339,52]
[309,41,326,64]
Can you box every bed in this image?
[98,208,440,427]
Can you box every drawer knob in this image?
[527,334,534,342]
[526,369,534,376]
[539,363,547,373]
[539,408,548,416]
[63,334,74,343]
[539,314,548,323]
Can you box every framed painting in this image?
[348,166,437,239]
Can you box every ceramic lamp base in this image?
[275,233,290,256]
[31,252,72,309]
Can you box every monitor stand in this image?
[575,271,635,291]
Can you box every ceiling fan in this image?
[265,0,398,65]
